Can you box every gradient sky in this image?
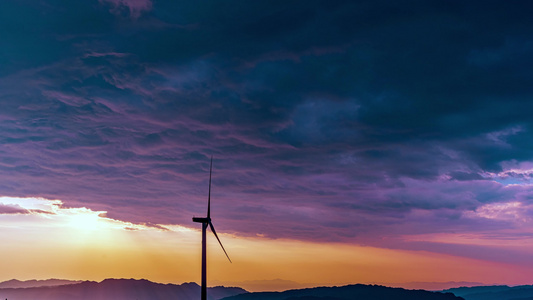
[2,0,533,291]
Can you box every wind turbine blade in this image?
[209,222,232,263]
[207,156,212,219]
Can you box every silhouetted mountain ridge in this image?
[443,285,533,300]
[222,284,464,300]
[0,278,81,288]
[0,278,247,300]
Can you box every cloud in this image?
[0,204,30,215]
[0,197,168,232]
[99,0,152,19]
[2,1,533,265]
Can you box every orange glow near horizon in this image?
[1,196,533,292]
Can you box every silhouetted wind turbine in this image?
[192,157,231,300]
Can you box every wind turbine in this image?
[192,157,231,300]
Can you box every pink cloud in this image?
[0,204,28,215]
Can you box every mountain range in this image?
[5,278,533,300]
[0,278,246,300]
[210,279,317,292]
[0,278,82,289]
[443,285,533,300]
[223,284,463,300]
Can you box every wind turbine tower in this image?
[193,157,231,300]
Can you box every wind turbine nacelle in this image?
[193,217,210,223]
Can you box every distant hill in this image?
[384,281,484,291]
[222,284,464,300]
[212,279,317,292]
[0,278,81,288]
[0,278,247,300]
[443,285,533,300]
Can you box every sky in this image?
[1,0,533,291]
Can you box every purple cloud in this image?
[0,204,53,215]
[0,204,29,215]
[99,0,152,19]
[2,0,533,263]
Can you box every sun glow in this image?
[65,208,102,231]
[1,196,533,290]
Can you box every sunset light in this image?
[1,196,533,291]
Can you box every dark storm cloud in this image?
[2,0,533,257]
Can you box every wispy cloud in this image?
[0,204,31,215]
[99,0,152,19]
[2,1,533,270]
